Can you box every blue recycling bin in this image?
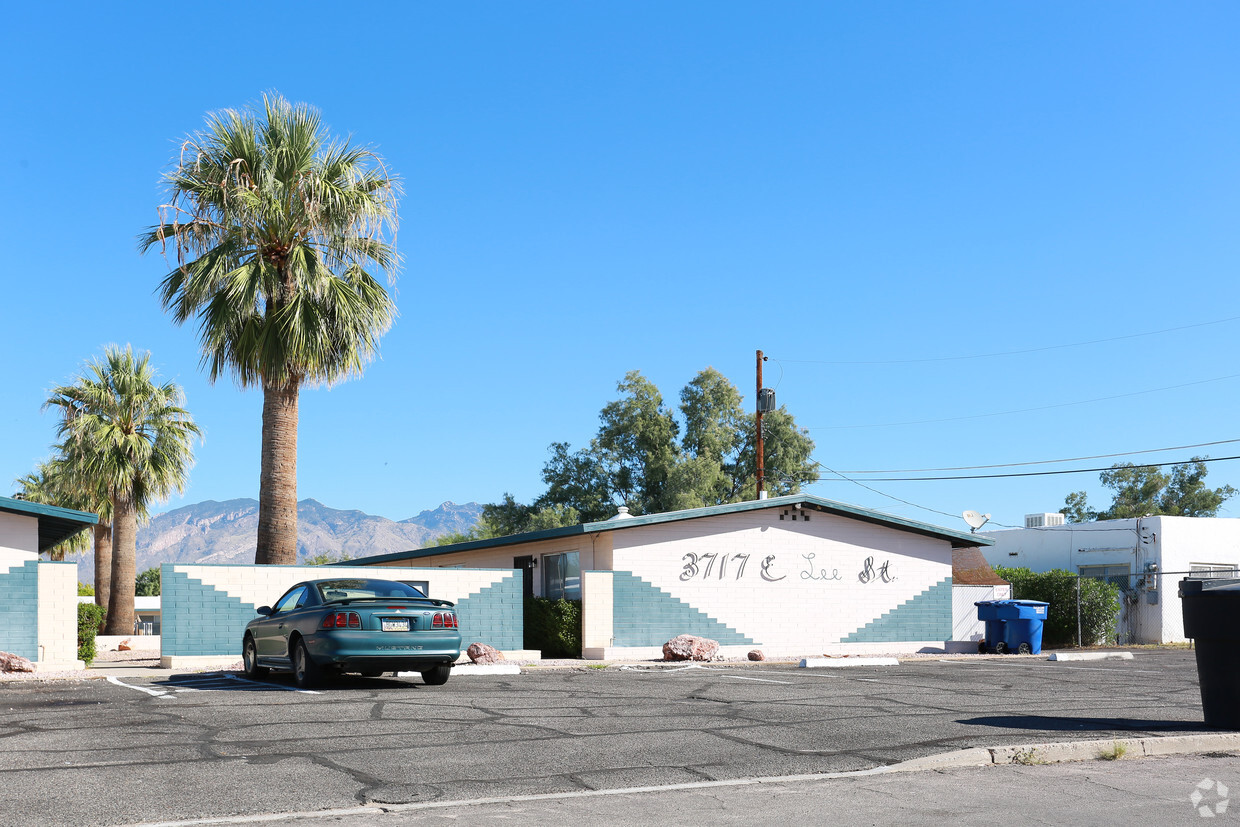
[975,599,1049,654]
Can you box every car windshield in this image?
[314,579,428,602]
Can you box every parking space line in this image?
[107,676,175,698]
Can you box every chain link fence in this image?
[1006,570,1234,646]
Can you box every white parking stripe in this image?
[107,676,173,698]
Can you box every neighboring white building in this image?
[979,514,1240,643]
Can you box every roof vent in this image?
[1025,513,1065,528]
[610,506,634,520]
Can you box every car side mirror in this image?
[256,606,272,616]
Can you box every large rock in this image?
[662,635,719,662]
[0,652,35,673]
[466,643,505,665]
[747,649,766,662]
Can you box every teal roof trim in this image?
[0,496,98,553]
[348,494,991,567]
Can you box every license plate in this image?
[381,618,410,632]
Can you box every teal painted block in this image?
[611,572,754,647]
[840,577,953,644]
[162,570,259,657]
[0,561,39,660]
[454,575,523,651]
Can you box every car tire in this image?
[292,638,322,689]
[420,664,451,686]
[242,635,268,679]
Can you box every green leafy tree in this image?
[47,346,199,635]
[303,552,353,565]
[15,460,91,561]
[1061,458,1237,522]
[142,93,400,566]
[135,567,161,597]
[491,368,817,534]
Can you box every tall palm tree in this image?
[47,346,199,636]
[140,93,400,565]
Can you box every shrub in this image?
[995,567,1121,647]
[78,582,94,596]
[78,602,106,665]
[524,598,582,658]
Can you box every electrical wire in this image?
[834,438,1240,474]
[829,455,1240,482]
[805,373,1240,430]
[778,315,1240,366]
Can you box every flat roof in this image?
[346,493,993,566]
[0,495,98,552]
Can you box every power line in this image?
[805,373,1240,430]
[834,438,1240,474]
[832,455,1240,482]
[777,315,1240,366]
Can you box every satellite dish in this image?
[962,510,992,532]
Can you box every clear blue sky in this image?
[3,2,1238,532]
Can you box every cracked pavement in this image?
[0,650,1217,825]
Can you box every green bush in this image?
[524,598,582,658]
[77,582,94,596]
[995,566,1121,647]
[77,602,106,665]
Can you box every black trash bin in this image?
[1179,577,1240,730]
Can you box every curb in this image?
[887,733,1240,773]
[1048,651,1134,662]
[800,657,900,668]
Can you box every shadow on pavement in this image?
[957,714,1211,732]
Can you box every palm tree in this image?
[47,346,199,636]
[17,455,114,606]
[141,93,400,565]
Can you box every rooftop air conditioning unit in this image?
[1025,513,1065,528]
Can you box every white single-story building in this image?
[0,495,97,669]
[979,513,1240,643]
[350,494,993,659]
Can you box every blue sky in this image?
[3,2,1238,532]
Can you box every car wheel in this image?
[420,664,451,686]
[292,638,322,689]
[242,635,268,678]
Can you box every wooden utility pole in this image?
[756,349,765,499]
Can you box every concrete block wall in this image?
[0,559,81,667]
[36,562,81,667]
[161,564,523,659]
[0,559,39,660]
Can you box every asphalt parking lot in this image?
[0,650,1220,826]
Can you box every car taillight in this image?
[431,612,458,629]
[321,611,361,629]
[432,613,443,628]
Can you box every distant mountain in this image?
[72,499,483,582]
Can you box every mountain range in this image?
[72,498,483,582]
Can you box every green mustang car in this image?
[242,578,463,688]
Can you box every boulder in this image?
[466,643,505,665]
[0,652,35,673]
[662,635,719,662]
[747,649,766,662]
[117,640,132,652]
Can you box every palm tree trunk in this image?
[105,497,136,636]
[256,380,299,565]
[94,519,112,611]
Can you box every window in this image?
[273,586,308,614]
[1079,564,1131,590]
[542,552,581,600]
[400,581,430,596]
[1190,564,1239,579]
